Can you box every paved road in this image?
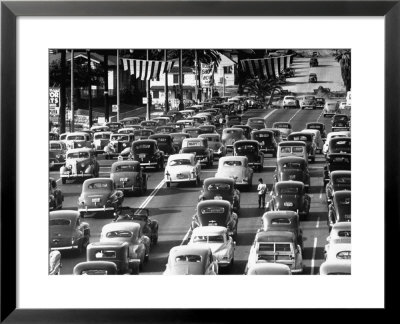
[51,55,348,275]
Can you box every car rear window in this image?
[251,120,264,124]
[278,187,300,194]
[224,129,240,134]
[175,255,202,262]
[271,218,291,224]
[336,251,351,260]
[105,231,132,238]
[95,250,117,259]
[80,270,110,275]
[50,219,71,226]
[193,235,224,243]
[290,135,310,141]
[338,230,351,237]
[223,161,242,167]
[185,140,202,147]
[201,207,225,214]
[207,183,231,191]
[88,182,111,189]
[67,152,89,159]
[335,176,351,184]
[169,159,191,166]
[115,164,138,172]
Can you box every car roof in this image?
[278,141,306,146]
[219,156,248,163]
[332,222,351,231]
[319,260,351,275]
[275,181,304,189]
[255,230,295,242]
[192,226,227,236]
[197,200,231,209]
[183,138,203,142]
[169,245,211,258]
[111,160,140,167]
[203,177,235,186]
[277,156,307,164]
[223,127,243,132]
[102,222,140,233]
[88,241,129,249]
[83,178,113,186]
[168,153,194,160]
[50,210,80,220]
[247,263,291,275]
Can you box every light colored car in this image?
[198,133,226,158]
[49,250,62,275]
[322,131,351,156]
[49,140,67,169]
[323,102,340,117]
[301,129,324,153]
[188,226,235,273]
[277,141,308,163]
[163,245,218,275]
[319,260,351,275]
[65,132,94,151]
[325,240,351,263]
[93,131,112,154]
[245,230,303,274]
[104,133,135,159]
[324,222,351,258]
[100,222,150,270]
[215,156,254,187]
[164,153,201,187]
[117,127,136,134]
[272,122,292,139]
[282,96,299,109]
[90,125,110,133]
[246,263,291,275]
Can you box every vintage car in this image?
[60,148,100,184]
[180,138,213,167]
[198,134,226,158]
[90,125,110,133]
[182,127,203,138]
[282,96,300,109]
[49,132,60,141]
[272,122,292,139]
[163,245,218,275]
[315,97,326,109]
[149,134,177,158]
[49,140,67,169]
[198,177,241,212]
[246,263,291,275]
[49,210,90,254]
[277,141,308,163]
[327,190,351,232]
[225,115,242,128]
[266,128,283,145]
[233,140,264,172]
[188,226,235,273]
[324,222,351,257]
[129,139,165,170]
[110,161,147,196]
[100,222,150,270]
[310,57,318,67]
[73,261,118,275]
[113,206,159,245]
[273,156,310,189]
[49,177,63,210]
[287,132,317,162]
[155,125,176,134]
[86,242,140,274]
[192,200,238,239]
[300,96,317,109]
[59,132,69,143]
[250,130,277,157]
[326,170,351,205]
[104,133,135,159]
[215,156,254,189]
[261,211,303,249]
[65,132,94,151]
[322,131,351,155]
[49,250,62,275]
[306,122,326,140]
[77,178,124,217]
[117,127,136,134]
[179,110,196,119]
[221,128,246,150]
[133,128,155,140]
[301,129,324,154]
[232,125,252,140]
[105,122,123,133]
[176,119,195,129]
[140,120,159,131]
[319,260,351,275]
[308,73,317,83]
[267,181,311,219]
[170,132,190,151]
[191,115,208,126]
[166,110,184,123]
[164,153,201,187]
[198,125,217,134]
[167,123,184,132]
[93,131,112,154]
[332,114,351,132]
[152,116,171,127]
[120,116,142,127]
[323,101,340,117]
[327,137,351,155]
[246,117,266,130]
[245,230,303,274]
[323,153,351,185]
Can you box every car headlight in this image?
[81,163,86,168]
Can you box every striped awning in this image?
[240,55,293,79]
[122,58,176,81]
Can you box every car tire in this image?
[166,182,170,188]
[153,235,158,245]
[61,178,66,185]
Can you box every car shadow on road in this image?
[236,232,257,246]
[141,240,183,273]
[144,207,183,216]
[308,185,323,194]
[230,260,247,275]
[238,206,265,219]
[302,247,325,260]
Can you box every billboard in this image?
[49,88,60,109]
[201,63,214,87]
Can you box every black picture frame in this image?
[1,0,397,322]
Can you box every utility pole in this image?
[116,49,120,122]
[87,49,92,128]
[194,50,198,104]
[60,49,66,133]
[164,49,169,113]
[222,68,225,97]
[70,49,75,132]
[104,52,109,122]
[146,50,151,120]
[178,49,183,110]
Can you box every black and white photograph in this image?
[48,48,352,276]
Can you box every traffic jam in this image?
[49,50,351,275]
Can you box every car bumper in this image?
[165,176,196,183]
[115,185,141,191]
[78,206,115,212]
[290,267,303,274]
[49,161,65,168]
[323,112,336,116]
[140,162,158,167]
[249,162,262,167]
[60,173,92,179]
[50,245,79,251]
[217,260,232,267]
[195,157,209,164]
[260,148,275,154]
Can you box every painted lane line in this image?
[319,188,323,199]
[134,179,165,214]
[288,108,302,123]
[310,237,318,275]
[263,109,277,121]
[316,216,320,229]
[316,110,324,122]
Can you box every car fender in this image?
[85,165,93,174]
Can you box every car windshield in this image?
[67,135,85,140]
[185,141,202,147]
[275,124,290,129]
[207,183,231,191]
[95,250,116,259]
[278,187,300,194]
[193,235,224,243]
[282,162,302,169]
[134,144,153,153]
[308,124,322,130]
[87,182,111,190]
[114,164,139,172]
[169,159,192,166]
[280,147,303,154]
[316,99,325,103]
[111,135,129,141]
[256,133,271,138]
[258,243,274,252]
[186,130,200,136]
[49,219,71,226]
[338,230,351,237]
[175,255,202,263]
[105,230,133,238]
[94,134,110,140]
[49,143,62,150]
[236,144,256,152]
[67,152,89,159]
[223,161,242,167]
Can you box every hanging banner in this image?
[201,63,214,87]
[122,58,176,81]
[240,55,294,79]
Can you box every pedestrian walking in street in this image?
[257,178,268,208]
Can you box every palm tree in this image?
[334,50,351,92]
[244,78,282,107]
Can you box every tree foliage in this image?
[243,78,282,106]
[334,49,351,92]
